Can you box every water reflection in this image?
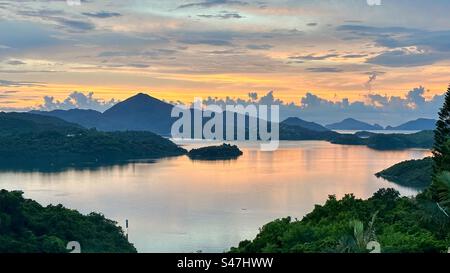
[0,141,430,252]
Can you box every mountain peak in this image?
[133,92,150,98]
[101,92,174,135]
[281,117,329,132]
[284,117,305,122]
[127,92,160,102]
[386,118,437,130]
[104,92,171,113]
[326,118,383,130]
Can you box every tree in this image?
[0,190,137,253]
[434,172,450,211]
[433,86,450,173]
[431,86,450,205]
[337,212,378,253]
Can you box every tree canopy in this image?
[431,86,450,209]
[0,190,136,253]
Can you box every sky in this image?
[1,0,450,125]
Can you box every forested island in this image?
[188,144,243,160]
[0,190,136,253]
[330,130,434,150]
[279,120,434,151]
[376,158,433,188]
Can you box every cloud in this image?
[289,53,339,61]
[299,86,445,125]
[98,49,177,58]
[203,49,243,54]
[366,48,444,67]
[374,30,450,53]
[306,67,343,73]
[40,91,118,112]
[342,54,368,59]
[55,18,94,31]
[246,44,273,50]
[6,60,26,65]
[18,9,95,32]
[103,63,150,68]
[178,38,232,46]
[173,28,236,47]
[82,11,122,18]
[177,0,248,9]
[364,71,385,91]
[197,12,243,19]
[0,21,62,50]
[336,25,418,41]
[338,24,450,66]
[0,90,19,99]
[0,79,44,87]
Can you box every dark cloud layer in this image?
[338,24,450,67]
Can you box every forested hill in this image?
[230,189,450,253]
[0,190,136,253]
[376,157,433,188]
[0,112,187,169]
[0,112,83,135]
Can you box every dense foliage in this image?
[231,189,450,253]
[0,190,136,253]
[0,130,187,168]
[0,112,187,169]
[188,143,243,160]
[375,157,433,188]
[433,87,450,175]
[431,86,450,209]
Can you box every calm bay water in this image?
[0,141,430,253]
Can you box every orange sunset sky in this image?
[1,0,450,111]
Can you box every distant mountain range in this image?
[325,118,383,131]
[34,94,331,136]
[0,97,434,157]
[30,109,102,129]
[325,117,437,131]
[386,118,437,131]
[30,93,437,133]
[32,93,175,135]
